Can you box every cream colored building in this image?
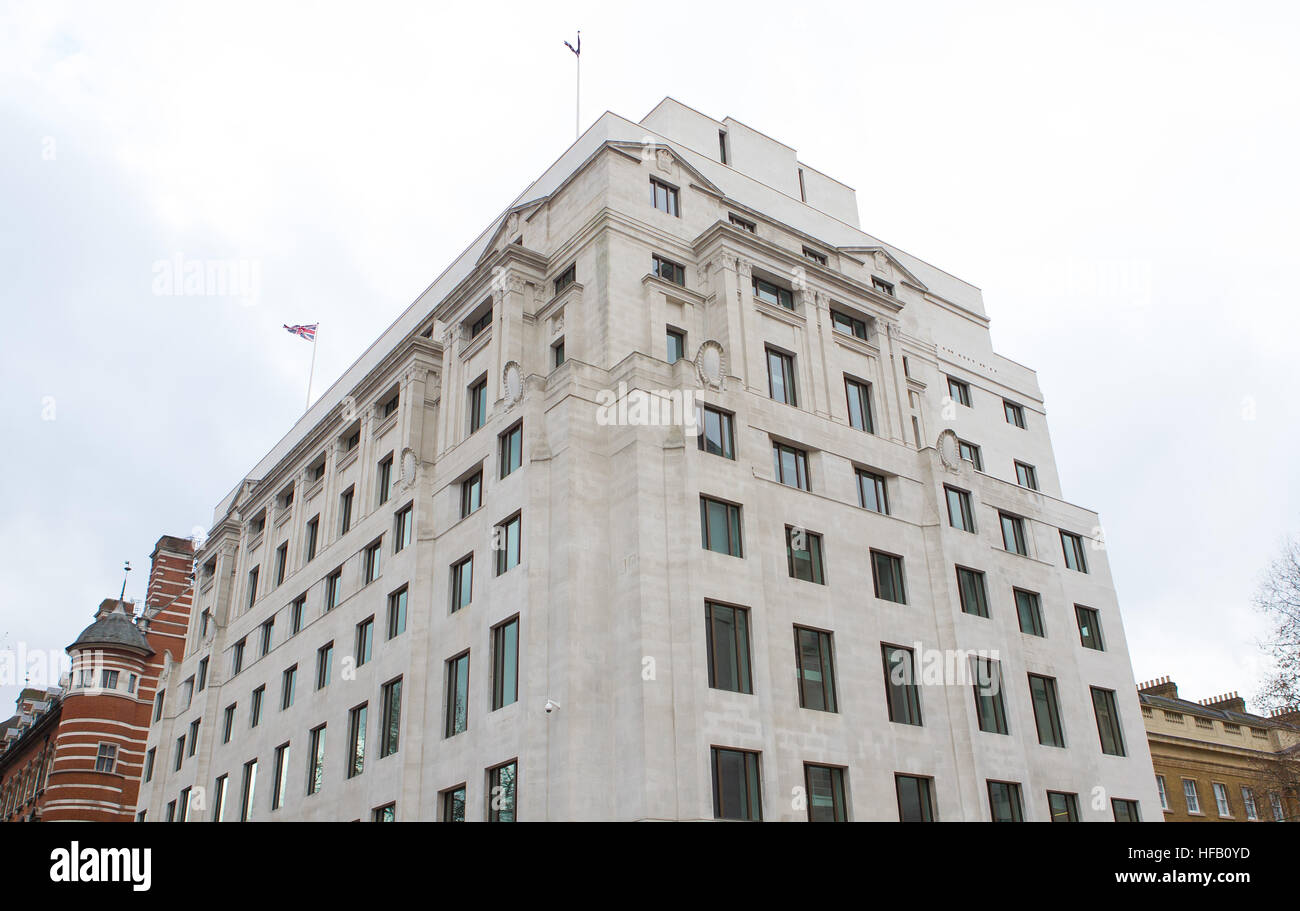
[138,98,1160,822]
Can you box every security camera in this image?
[544,698,561,714]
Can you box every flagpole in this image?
[305,327,318,412]
[575,32,580,140]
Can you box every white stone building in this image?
[137,98,1159,822]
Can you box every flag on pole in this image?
[284,323,318,341]
[564,32,580,57]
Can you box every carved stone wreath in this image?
[502,360,524,407]
[694,340,726,391]
[937,428,961,472]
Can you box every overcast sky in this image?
[2,0,1297,714]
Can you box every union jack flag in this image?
[284,323,318,341]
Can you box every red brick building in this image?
[0,535,195,821]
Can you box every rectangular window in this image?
[499,423,523,478]
[250,686,264,728]
[700,496,743,557]
[1000,512,1028,555]
[441,785,466,823]
[1015,589,1045,637]
[872,276,895,296]
[1270,791,1284,821]
[381,391,400,418]
[794,626,837,712]
[804,764,847,821]
[553,263,576,293]
[376,455,393,506]
[650,176,679,216]
[290,596,305,635]
[281,665,297,710]
[144,748,155,782]
[246,566,259,610]
[460,469,482,518]
[988,781,1024,822]
[1015,461,1039,490]
[372,803,396,822]
[494,513,521,575]
[882,645,922,726]
[363,539,382,584]
[339,487,354,535]
[155,687,167,720]
[973,657,1009,734]
[1212,782,1231,817]
[832,310,868,341]
[469,377,488,434]
[178,788,190,822]
[240,760,257,822]
[772,441,810,490]
[552,338,565,369]
[1076,605,1105,650]
[871,550,907,603]
[305,516,319,562]
[387,587,407,639]
[958,439,983,471]
[492,617,519,710]
[896,774,935,822]
[222,705,235,744]
[451,554,473,611]
[212,775,227,822]
[752,275,794,309]
[947,376,971,407]
[316,642,333,689]
[666,328,685,364]
[766,347,796,404]
[956,567,989,618]
[469,304,492,339]
[347,704,367,779]
[1184,779,1201,813]
[260,618,274,656]
[802,246,827,266]
[696,405,735,459]
[1049,791,1080,822]
[95,743,117,773]
[325,568,342,611]
[1157,775,1169,810]
[1061,531,1089,572]
[355,616,374,666]
[706,601,752,694]
[380,677,402,757]
[652,254,686,286]
[274,543,288,586]
[445,653,470,738]
[1029,674,1065,747]
[845,378,875,432]
[487,761,518,822]
[272,743,290,809]
[711,747,761,821]
[856,468,889,514]
[728,213,755,232]
[1242,786,1258,820]
[1112,798,1141,822]
[1091,687,1126,756]
[945,486,975,532]
[785,526,825,584]
[307,725,326,796]
[394,504,412,552]
[1004,399,1026,428]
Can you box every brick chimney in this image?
[1137,676,1178,699]
[1200,692,1247,714]
[1268,706,1300,726]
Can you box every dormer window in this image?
[802,247,828,266]
[872,276,895,297]
[553,264,576,294]
[753,276,794,310]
